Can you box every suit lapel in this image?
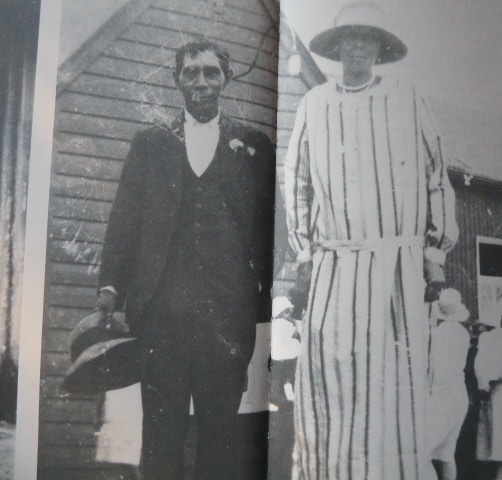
[157,111,251,219]
[167,111,242,179]
[164,111,186,176]
[137,113,186,300]
[155,112,185,204]
[218,114,255,243]
[218,113,249,188]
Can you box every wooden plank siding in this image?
[447,175,502,318]
[273,29,327,297]
[39,0,279,472]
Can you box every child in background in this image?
[428,289,471,480]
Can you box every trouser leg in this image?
[191,306,256,480]
[140,274,259,479]
[192,360,248,480]
[140,362,191,480]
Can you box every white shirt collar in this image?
[183,109,221,176]
[184,109,220,129]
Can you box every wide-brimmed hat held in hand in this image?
[62,311,139,395]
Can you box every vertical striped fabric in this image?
[284,78,458,479]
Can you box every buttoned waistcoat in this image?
[99,112,280,335]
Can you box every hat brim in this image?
[69,311,130,362]
[309,25,407,64]
[63,338,140,395]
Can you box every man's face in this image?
[338,27,381,74]
[174,50,230,122]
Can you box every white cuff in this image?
[296,248,312,265]
[100,286,117,296]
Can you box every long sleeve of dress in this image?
[419,95,459,275]
[284,95,314,264]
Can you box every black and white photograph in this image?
[35,0,280,479]
[0,1,41,478]
[10,0,502,479]
[269,1,502,479]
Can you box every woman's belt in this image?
[313,235,424,256]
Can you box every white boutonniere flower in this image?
[229,138,244,152]
[229,138,256,157]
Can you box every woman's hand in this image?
[288,260,313,320]
[424,280,444,303]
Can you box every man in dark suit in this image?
[96,40,279,479]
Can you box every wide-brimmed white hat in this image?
[437,289,470,323]
[309,2,407,64]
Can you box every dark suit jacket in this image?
[100,112,285,335]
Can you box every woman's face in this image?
[338,27,381,76]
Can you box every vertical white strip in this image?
[14,1,62,478]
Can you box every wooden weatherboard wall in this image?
[448,175,502,318]
[38,0,279,475]
[273,18,327,296]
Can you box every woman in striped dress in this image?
[284,4,458,479]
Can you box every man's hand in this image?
[424,280,444,303]
[288,260,313,320]
[96,289,116,315]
